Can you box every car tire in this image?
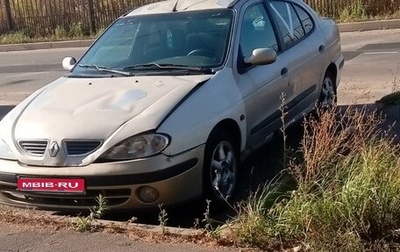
[203,129,238,207]
[319,71,337,109]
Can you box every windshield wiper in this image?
[123,63,213,74]
[78,64,133,76]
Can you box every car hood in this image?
[0,75,210,165]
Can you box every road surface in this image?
[0,220,237,252]
[340,29,400,105]
[1,29,400,106]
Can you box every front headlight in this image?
[0,139,16,160]
[100,133,170,160]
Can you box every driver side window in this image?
[240,3,278,59]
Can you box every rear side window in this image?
[294,4,314,34]
[269,1,305,48]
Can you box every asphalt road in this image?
[0,48,83,105]
[1,29,400,106]
[0,221,236,252]
[339,29,400,105]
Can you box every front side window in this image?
[72,10,233,77]
[239,3,278,59]
[269,1,305,48]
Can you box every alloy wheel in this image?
[209,140,237,202]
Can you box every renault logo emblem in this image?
[49,141,60,157]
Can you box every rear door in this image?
[267,0,326,118]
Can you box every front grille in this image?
[1,185,131,208]
[65,141,102,156]
[19,141,48,156]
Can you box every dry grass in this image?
[231,106,400,251]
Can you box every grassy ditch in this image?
[0,23,103,45]
[231,106,400,251]
[338,0,400,22]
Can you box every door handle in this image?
[281,67,288,75]
[319,45,325,52]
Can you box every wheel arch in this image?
[207,119,242,153]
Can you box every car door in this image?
[267,0,326,118]
[234,1,295,150]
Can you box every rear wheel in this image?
[319,71,337,109]
[203,129,238,206]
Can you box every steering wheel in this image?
[187,49,214,57]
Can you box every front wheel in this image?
[203,130,238,206]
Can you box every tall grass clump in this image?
[53,23,87,40]
[233,106,400,251]
[0,30,31,44]
[339,0,367,22]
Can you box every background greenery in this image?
[0,0,400,43]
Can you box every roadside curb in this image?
[0,20,400,52]
[0,39,93,52]
[338,19,400,32]
[0,204,207,238]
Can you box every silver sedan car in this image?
[0,0,343,210]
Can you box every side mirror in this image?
[62,57,77,71]
[244,48,277,65]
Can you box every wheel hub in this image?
[210,141,237,201]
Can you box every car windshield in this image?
[72,9,233,77]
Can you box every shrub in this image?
[54,25,68,39]
[232,106,400,251]
[339,0,367,22]
[377,91,400,106]
[69,22,86,38]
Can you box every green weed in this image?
[0,30,31,44]
[54,25,68,39]
[158,204,169,234]
[339,0,367,22]
[232,106,400,251]
[73,194,108,232]
[68,22,86,38]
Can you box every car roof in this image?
[126,0,302,16]
[126,0,237,16]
